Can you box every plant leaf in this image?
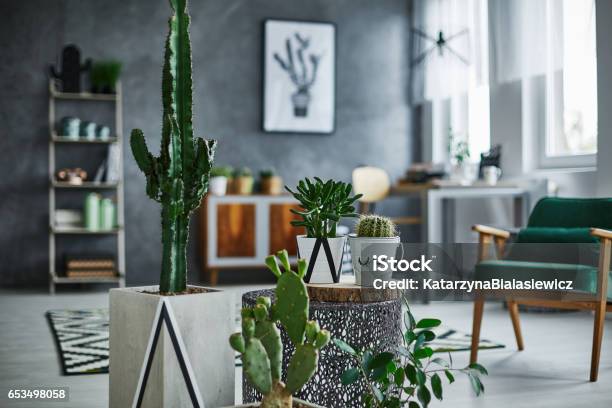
[415,318,441,329]
[444,370,455,384]
[341,367,360,385]
[333,338,357,356]
[370,352,395,369]
[468,363,489,376]
[417,385,431,407]
[431,373,443,400]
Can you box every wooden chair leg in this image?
[507,300,524,351]
[470,298,484,364]
[590,300,607,382]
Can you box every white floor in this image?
[0,286,611,407]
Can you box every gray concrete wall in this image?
[0,0,412,286]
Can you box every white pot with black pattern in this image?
[296,235,346,284]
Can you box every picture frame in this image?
[263,19,336,134]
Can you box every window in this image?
[542,0,597,168]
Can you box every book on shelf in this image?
[66,269,117,278]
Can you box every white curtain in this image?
[411,0,488,103]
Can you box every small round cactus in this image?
[355,214,397,237]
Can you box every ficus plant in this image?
[286,177,363,238]
[334,297,487,408]
[130,0,216,294]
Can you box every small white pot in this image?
[348,234,400,287]
[109,285,235,408]
[296,235,346,284]
[210,176,228,196]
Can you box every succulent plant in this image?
[130,0,216,293]
[90,60,122,93]
[210,166,233,178]
[286,177,363,238]
[230,250,330,407]
[260,168,277,178]
[355,214,397,238]
[234,166,253,178]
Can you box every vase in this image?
[209,176,228,196]
[296,235,346,284]
[260,176,283,195]
[348,234,400,286]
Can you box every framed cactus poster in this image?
[263,19,336,134]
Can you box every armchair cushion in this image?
[474,259,612,300]
[527,197,612,229]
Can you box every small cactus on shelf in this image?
[355,214,397,237]
[230,250,330,408]
[130,0,216,293]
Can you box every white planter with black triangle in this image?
[109,286,235,408]
[296,235,346,284]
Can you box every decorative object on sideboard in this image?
[209,166,233,196]
[60,116,81,139]
[234,166,254,195]
[54,209,83,229]
[348,214,400,286]
[263,20,336,134]
[482,165,502,185]
[84,193,101,231]
[286,177,362,283]
[80,120,97,140]
[96,124,111,141]
[56,167,87,185]
[260,168,283,195]
[49,44,92,93]
[90,60,122,94]
[230,250,330,408]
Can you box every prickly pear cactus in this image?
[355,214,397,238]
[230,250,330,407]
[130,0,216,293]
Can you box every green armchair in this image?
[470,197,612,382]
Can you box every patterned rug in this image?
[46,309,110,375]
[46,309,503,375]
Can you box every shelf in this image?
[52,181,119,189]
[51,135,118,144]
[51,226,122,235]
[50,90,118,102]
[53,276,123,284]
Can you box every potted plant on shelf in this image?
[109,1,234,407]
[448,128,476,184]
[348,215,401,286]
[90,60,122,94]
[286,177,362,284]
[234,166,255,195]
[228,250,330,408]
[210,166,233,196]
[260,168,283,195]
[334,298,487,407]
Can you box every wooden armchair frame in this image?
[470,225,612,382]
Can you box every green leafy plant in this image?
[448,128,470,165]
[90,60,122,93]
[286,177,363,238]
[334,298,487,408]
[230,250,331,407]
[260,167,277,178]
[234,166,253,178]
[210,166,233,178]
[356,215,397,238]
[130,0,216,294]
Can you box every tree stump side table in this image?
[242,288,402,408]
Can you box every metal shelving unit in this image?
[48,79,126,294]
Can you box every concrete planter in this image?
[109,286,235,408]
[348,234,400,286]
[296,235,346,284]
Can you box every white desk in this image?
[426,182,530,243]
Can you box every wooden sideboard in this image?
[199,194,304,285]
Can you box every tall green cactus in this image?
[130,0,216,293]
[231,250,330,407]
